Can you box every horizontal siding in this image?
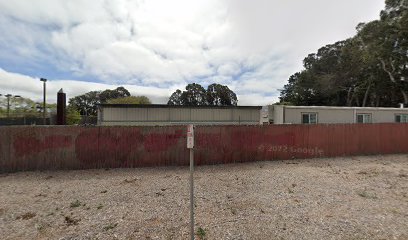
[101,121,259,126]
[100,106,260,125]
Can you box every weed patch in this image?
[70,200,82,208]
[196,227,207,240]
[357,189,377,199]
[122,178,138,184]
[103,223,118,231]
[64,216,80,225]
[16,212,36,220]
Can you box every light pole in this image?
[5,94,11,117]
[40,78,47,125]
[3,94,21,118]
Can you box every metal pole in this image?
[6,95,10,118]
[190,148,194,240]
[40,78,47,125]
[43,80,46,125]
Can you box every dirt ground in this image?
[0,154,407,240]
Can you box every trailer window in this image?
[356,113,372,123]
[302,113,317,124]
[395,114,408,123]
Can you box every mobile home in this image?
[268,105,408,124]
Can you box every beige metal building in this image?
[267,105,408,124]
[98,104,262,126]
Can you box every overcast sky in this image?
[0,0,385,105]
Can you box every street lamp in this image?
[3,94,21,118]
[40,78,47,125]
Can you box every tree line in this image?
[0,96,56,117]
[56,82,239,124]
[68,87,151,116]
[67,87,151,124]
[168,83,237,106]
[0,87,151,124]
[280,0,408,107]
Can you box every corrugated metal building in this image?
[98,104,262,126]
[268,105,408,124]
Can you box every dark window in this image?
[356,113,371,123]
[302,114,309,124]
[357,114,364,123]
[302,113,317,124]
[395,114,408,123]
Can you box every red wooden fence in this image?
[0,124,407,173]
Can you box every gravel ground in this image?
[0,154,407,240]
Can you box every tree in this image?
[280,71,326,106]
[68,90,100,116]
[68,86,131,116]
[107,96,151,104]
[99,86,130,102]
[167,83,207,106]
[207,83,238,106]
[357,0,408,104]
[66,105,81,125]
[167,89,183,105]
[0,96,54,117]
[280,0,408,107]
[167,83,238,106]
[181,83,207,106]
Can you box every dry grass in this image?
[15,212,36,220]
[0,154,407,240]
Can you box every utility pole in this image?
[40,78,47,125]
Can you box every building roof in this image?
[275,105,408,111]
[99,104,262,110]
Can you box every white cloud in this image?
[0,68,272,105]
[0,0,385,105]
[0,68,171,104]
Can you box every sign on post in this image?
[187,124,194,149]
[187,124,195,240]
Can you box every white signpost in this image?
[187,124,194,149]
[187,124,195,240]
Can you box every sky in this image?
[0,0,385,105]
